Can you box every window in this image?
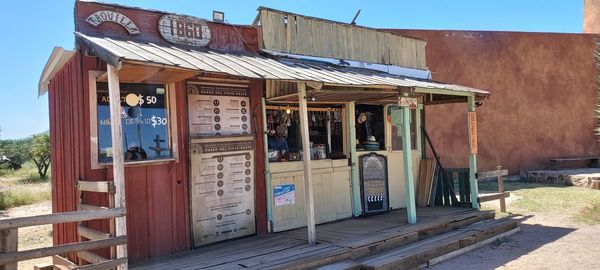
[391,107,418,151]
[95,82,173,163]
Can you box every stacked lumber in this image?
[417,159,437,206]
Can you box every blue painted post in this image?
[401,96,417,224]
[468,96,479,209]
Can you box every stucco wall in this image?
[388,30,600,174]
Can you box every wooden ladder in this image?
[55,179,127,269]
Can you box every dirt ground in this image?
[431,195,600,269]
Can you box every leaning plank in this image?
[76,181,115,193]
[477,170,508,180]
[0,208,125,230]
[75,257,128,270]
[77,251,108,264]
[78,225,112,240]
[53,255,78,270]
[0,236,126,265]
[478,192,510,203]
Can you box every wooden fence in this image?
[0,180,127,270]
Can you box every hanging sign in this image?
[85,11,141,35]
[399,97,418,109]
[158,14,212,47]
[468,112,478,154]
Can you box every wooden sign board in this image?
[190,137,256,246]
[158,14,212,47]
[399,97,418,109]
[85,10,140,35]
[468,111,478,154]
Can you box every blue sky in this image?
[0,0,584,139]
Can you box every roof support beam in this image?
[107,64,128,269]
[297,82,317,245]
[467,95,479,210]
[400,94,417,224]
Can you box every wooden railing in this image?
[0,208,126,269]
[477,167,510,212]
[0,180,127,270]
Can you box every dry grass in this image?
[479,181,600,224]
[0,188,51,210]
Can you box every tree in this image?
[29,134,51,179]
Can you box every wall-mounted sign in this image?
[399,97,418,109]
[158,14,212,47]
[274,184,296,206]
[187,84,251,137]
[190,137,255,246]
[85,11,141,35]
[468,111,478,154]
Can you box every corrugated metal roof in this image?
[75,32,489,96]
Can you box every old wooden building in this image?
[36,1,501,268]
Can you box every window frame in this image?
[89,70,179,169]
[385,104,422,153]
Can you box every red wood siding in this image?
[49,52,268,262]
[49,52,191,262]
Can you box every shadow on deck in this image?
[131,207,492,270]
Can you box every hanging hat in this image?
[357,112,367,124]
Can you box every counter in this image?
[269,159,352,232]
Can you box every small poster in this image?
[274,184,296,206]
[187,84,251,137]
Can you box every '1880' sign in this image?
[158,14,211,47]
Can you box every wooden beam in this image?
[467,96,479,209]
[52,255,78,270]
[78,225,111,240]
[77,251,108,264]
[0,229,17,270]
[400,94,417,224]
[75,257,128,270]
[0,236,126,265]
[78,204,109,211]
[76,181,115,193]
[498,169,507,213]
[478,192,510,203]
[0,208,126,230]
[297,82,317,245]
[347,102,361,217]
[106,64,128,270]
[476,170,509,180]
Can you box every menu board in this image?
[187,84,251,137]
[190,137,255,246]
[360,153,389,214]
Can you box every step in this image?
[355,218,519,270]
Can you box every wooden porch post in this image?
[297,82,317,245]
[467,96,479,209]
[347,101,361,217]
[107,64,128,268]
[401,95,417,224]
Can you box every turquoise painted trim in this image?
[348,102,362,217]
[401,97,417,224]
[414,87,476,97]
[468,96,479,209]
[262,98,274,231]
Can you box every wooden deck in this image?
[131,207,493,270]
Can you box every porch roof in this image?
[74,32,490,98]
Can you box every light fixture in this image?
[305,94,317,102]
[213,11,225,23]
[286,108,292,114]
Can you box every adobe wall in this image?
[388,30,600,173]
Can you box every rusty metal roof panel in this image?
[75,32,489,96]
